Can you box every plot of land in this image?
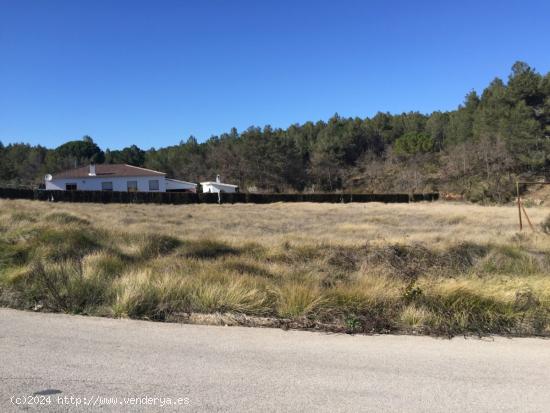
[0,199,549,336]
[9,199,543,245]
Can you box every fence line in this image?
[0,188,438,204]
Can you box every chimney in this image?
[216,174,220,183]
[89,164,96,176]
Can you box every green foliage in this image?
[507,61,544,106]
[403,282,423,303]
[394,132,434,155]
[105,144,145,166]
[345,314,361,333]
[54,136,104,165]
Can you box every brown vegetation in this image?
[1,199,549,336]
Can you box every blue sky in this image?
[1,0,549,150]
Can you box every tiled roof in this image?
[52,164,166,179]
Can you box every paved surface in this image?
[1,308,549,412]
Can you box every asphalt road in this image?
[1,308,549,412]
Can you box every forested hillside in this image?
[2,62,549,201]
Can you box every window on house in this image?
[148,180,159,191]
[101,182,113,191]
[65,183,77,191]
[127,181,138,192]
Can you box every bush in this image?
[20,260,112,313]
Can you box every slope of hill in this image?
[1,61,549,202]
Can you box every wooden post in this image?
[517,181,523,231]
[521,203,536,232]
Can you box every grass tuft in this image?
[180,239,240,259]
[133,234,181,260]
[541,214,550,234]
[276,282,325,318]
[46,212,90,226]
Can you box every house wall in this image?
[45,175,167,192]
[202,183,238,193]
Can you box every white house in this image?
[200,175,239,193]
[45,164,197,193]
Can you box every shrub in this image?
[21,260,112,313]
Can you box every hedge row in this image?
[0,188,438,204]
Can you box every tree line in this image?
[1,61,549,201]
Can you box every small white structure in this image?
[45,164,197,193]
[200,175,239,193]
[165,178,197,192]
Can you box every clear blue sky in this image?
[1,0,549,150]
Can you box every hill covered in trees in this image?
[1,62,549,201]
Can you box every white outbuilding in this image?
[45,164,197,193]
[200,175,239,193]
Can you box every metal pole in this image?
[517,181,523,231]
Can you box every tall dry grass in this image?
[0,199,549,336]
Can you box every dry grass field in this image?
[1,199,549,336]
